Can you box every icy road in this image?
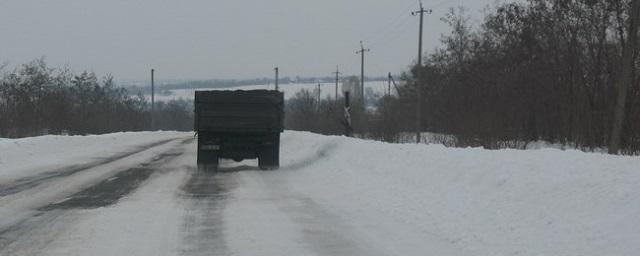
[1,131,639,256]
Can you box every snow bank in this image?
[280,131,640,256]
[0,131,189,181]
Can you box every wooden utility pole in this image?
[356,41,370,104]
[151,68,155,130]
[412,1,432,143]
[317,83,322,109]
[388,72,392,96]
[609,0,640,154]
[332,66,342,105]
[274,67,279,91]
[389,73,401,96]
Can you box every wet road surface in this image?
[179,168,236,256]
[40,151,183,210]
[0,137,384,256]
[0,139,176,197]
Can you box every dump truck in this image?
[194,90,284,170]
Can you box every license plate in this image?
[201,145,220,150]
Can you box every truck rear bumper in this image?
[197,132,279,163]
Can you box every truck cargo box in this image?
[194,90,284,170]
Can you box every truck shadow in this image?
[179,166,237,255]
[197,158,264,173]
[196,164,261,173]
[218,165,261,172]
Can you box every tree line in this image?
[0,58,193,138]
[408,0,640,153]
[285,0,640,154]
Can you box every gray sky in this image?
[0,0,500,81]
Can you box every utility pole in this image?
[388,72,392,96]
[389,73,401,96]
[317,83,322,109]
[332,66,342,105]
[356,41,370,104]
[151,68,155,131]
[412,1,431,143]
[274,67,279,91]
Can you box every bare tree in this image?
[609,0,640,154]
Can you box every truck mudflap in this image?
[258,133,280,170]
[197,135,220,169]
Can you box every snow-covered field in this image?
[151,81,391,102]
[1,131,639,255]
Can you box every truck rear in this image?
[194,90,284,170]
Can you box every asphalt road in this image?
[0,137,383,256]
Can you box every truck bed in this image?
[194,90,284,133]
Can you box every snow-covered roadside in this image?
[278,131,640,256]
[0,131,189,181]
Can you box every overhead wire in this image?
[363,0,468,77]
[363,1,418,48]
[334,0,467,79]
[333,1,416,78]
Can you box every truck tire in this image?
[259,134,280,170]
[197,151,219,172]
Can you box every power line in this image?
[329,1,413,78]
[335,1,451,82]
[364,2,417,48]
[365,0,454,51]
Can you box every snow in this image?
[1,130,639,255]
[0,131,187,181]
[44,150,191,256]
[0,132,191,238]
[278,132,640,255]
[151,81,390,102]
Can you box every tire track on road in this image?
[179,167,239,256]
[257,171,387,256]
[0,138,180,197]
[0,139,193,254]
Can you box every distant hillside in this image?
[120,76,387,94]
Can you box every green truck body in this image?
[194,90,284,170]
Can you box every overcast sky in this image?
[0,0,503,81]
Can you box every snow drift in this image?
[278,131,640,255]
